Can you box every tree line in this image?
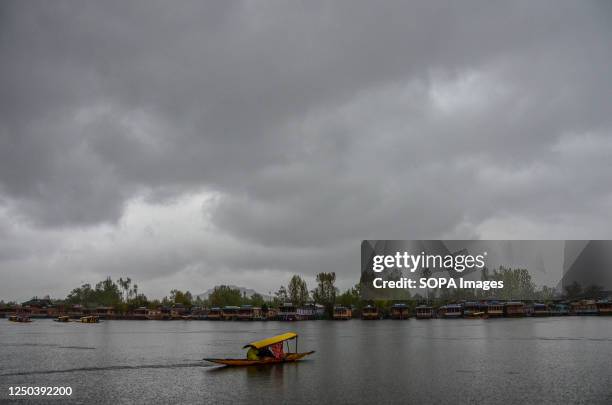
[2,267,605,317]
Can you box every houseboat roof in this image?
[505,301,524,305]
[392,303,408,308]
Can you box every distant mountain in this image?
[197,285,272,301]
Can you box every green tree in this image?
[170,289,193,307]
[274,285,289,305]
[118,277,132,302]
[249,293,265,308]
[312,272,337,318]
[337,284,360,308]
[209,285,243,307]
[288,275,309,307]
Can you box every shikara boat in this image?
[80,315,100,323]
[8,315,32,323]
[204,332,314,367]
[54,315,70,322]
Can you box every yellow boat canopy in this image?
[243,332,297,349]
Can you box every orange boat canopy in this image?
[243,332,297,349]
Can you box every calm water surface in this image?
[1,318,611,404]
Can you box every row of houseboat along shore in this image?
[3,299,612,321]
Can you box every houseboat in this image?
[158,306,173,320]
[8,315,31,323]
[596,300,612,315]
[278,303,298,321]
[237,305,263,320]
[297,303,325,320]
[486,302,504,317]
[68,304,85,319]
[132,307,148,320]
[439,304,462,318]
[504,302,525,317]
[20,297,53,318]
[361,305,381,320]
[266,308,278,320]
[221,306,240,321]
[571,300,598,315]
[391,303,411,319]
[463,302,487,318]
[532,303,550,316]
[190,306,208,320]
[414,305,434,319]
[333,306,352,320]
[551,303,569,315]
[171,304,188,319]
[95,306,116,320]
[207,307,222,320]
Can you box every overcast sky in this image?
[1,1,611,301]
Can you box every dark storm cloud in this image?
[1,1,612,299]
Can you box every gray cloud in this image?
[1,1,612,300]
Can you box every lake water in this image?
[1,318,611,404]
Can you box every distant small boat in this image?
[204,332,314,367]
[80,315,100,323]
[8,315,31,323]
[54,315,70,322]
